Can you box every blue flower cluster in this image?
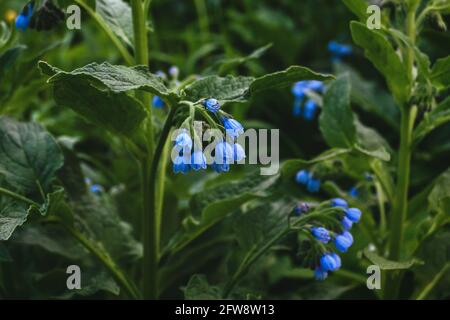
[311,198,362,280]
[295,169,320,193]
[291,81,324,121]
[328,41,352,63]
[172,98,246,174]
[15,2,34,31]
[152,66,181,109]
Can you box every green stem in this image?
[142,106,178,299]
[73,0,134,65]
[61,222,141,299]
[0,187,39,207]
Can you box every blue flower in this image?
[155,70,167,80]
[328,41,352,62]
[307,80,324,92]
[214,141,233,164]
[342,231,354,244]
[346,208,362,223]
[15,3,34,31]
[223,117,244,138]
[292,97,303,117]
[294,202,310,216]
[330,253,342,269]
[175,129,193,152]
[292,81,308,98]
[314,267,328,281]
[311,227,331,243]
[173,155,190,174]
[303,99,318,121]
[211,162,230,173]
[335,232,353,253]
[152,96,165,108]
[190,151,207,171]
[295,170,310,185]
[307,178,321,193]
[169,66,179,78]
[320,253,339,272]
[233,143,246,162]
[90,184,103,194]
[348,186,358,198]
[204,98,221,113]
[331,198,348,208]
[341,216,353,231]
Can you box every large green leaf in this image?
[431,55,450,90]
[354,118,391,161]
[182,66,333,105]
[363,249,417,270]
[319,75,357,148]
[0,117,64,194]
[96,0,134,48]
[414,96,450,146]
[342,0,370,21]
[249,66,334,94]
[52,78,146,136]
[0,198,28,241]
[350,22,410,106]
[166,172,280,254]
[39,61,177,102]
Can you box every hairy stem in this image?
[0,187,39,207]
[142,106,178,299]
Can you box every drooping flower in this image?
[314,267,328,281]
[348,186,358,198]
[204,98,221,113]
[152,96,165,108]
[155,70,167,80]
[311,227,331,243]
[190,151,207,171]
[90,184,103,194]
[341,216,353,231]
[15,2,34,31]
[174,129,193,152]
[328,41,352,62]
[346,208,362,223]
[233,143,246,162]
[307,178,321,193]
[214,141,233,164]
[173,155,190,174]
[223,117,244,138]
[331,198,348,208]
[292,97,303,117]
[335,232,353,253]
[303,99,318,121]
[295,170,310,185]
[320,253,339,272]
[330,253,342,269]
[211,162,230,173]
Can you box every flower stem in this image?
[0,187,39,207]
[142,105,178,299]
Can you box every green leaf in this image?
[281,149,351,177]
[28,187,73,224]
[354,118,391,161]
[428,168,450,215]
[166,172,280,254]
[319,75,357,148]
[52,78,147,136]
[61,271,120,298]
[216,43,273,75]
[0,117,64,194]
[342,0,370,21]
[350,21,410,106]
[96,0,134,48]
[183,274,222,300]
[0,45,26,81]
[249,66,334,95]
[0,242,12,262]
[183,75,254,105]
[39,61,177,102]
[0,198,28,241]
[431,56,450,90]
[363,248,417,270]
[413,96,450,145]
[183,66,333,105]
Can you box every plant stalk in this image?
[142,106,178,299]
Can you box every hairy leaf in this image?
[96,0,134,47]
[364,249,417,270]
[0,198,28,241]
[414,96,450,145]
[431,55,450,90]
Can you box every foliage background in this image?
[0,0,449,299]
